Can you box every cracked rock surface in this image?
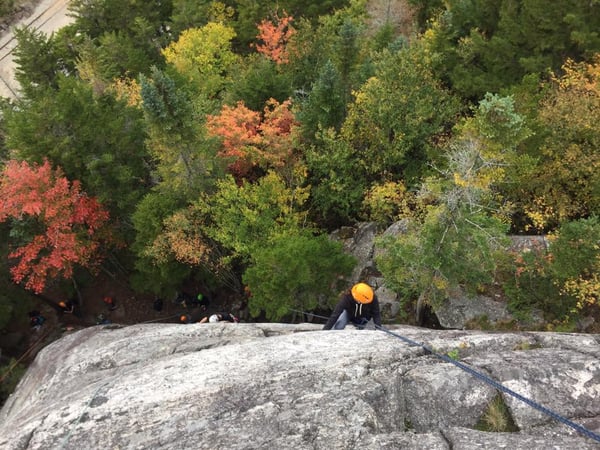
[1,323,599,449]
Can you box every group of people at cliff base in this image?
[180,312,239,324]
[176,282,380,330]
[177,282,381,329]
[174,291,210,311]
[28,281,378,332]
[173,289,242,324]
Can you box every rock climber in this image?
[28,311,46,331]
[58,300,74,314]
[103,296,117,311]
[180,310,204,324]
[323,282,381,330]
[200,312,239,323]
[194,292,210,311]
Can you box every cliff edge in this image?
[1,323,599,449]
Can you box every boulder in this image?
[1,323,599,449]
[331,223,558,330]
[433,236,552,330]
[434,290,511,329]
[331,222,380,282]
[330,221,402,318]
[434,288,545,330]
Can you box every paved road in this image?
[0,0,72,99]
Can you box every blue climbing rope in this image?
[291,307,600,443]
[375,324,600,444]
[288,309,329,321]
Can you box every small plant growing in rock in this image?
[446,349,460,360]
[513,341,542,351]
[514,341,531,351]
[475,393,519,432]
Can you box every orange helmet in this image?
[351,283,374,304]
[59,301,66,308]
[180,315,188,323]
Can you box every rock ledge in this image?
[1,323,599,449]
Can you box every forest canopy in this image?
[0,0,599,328]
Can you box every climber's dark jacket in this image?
[323,292,382,330]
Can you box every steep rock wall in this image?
[1,323,599,449]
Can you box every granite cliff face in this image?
[1,323,599,449]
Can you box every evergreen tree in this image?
[304,128,367,227]
[11,27,79,98]
[130,191,192,296]
[285,0,371,97]
[68,0,173,76]
[2,77,150,229]
[224,54,292,111]
[0,224,36,331]
[297,60,346,142]
[425,0,600,100]
[377,93,525,316]
[232,0,350,51]
[170,0,223,36]
[243,233,355,320]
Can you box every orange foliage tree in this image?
[0,159,110,293]
[206,98,298,180]
[254,12,295,65]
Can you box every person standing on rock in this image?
[153,297,164,312]
[180,309,204,324]
[194,292,210,311]
[323,282,381,330]
[103,296,117,311]
[28,311,46,331]
[58,300,74,314]
[199,312,239,323]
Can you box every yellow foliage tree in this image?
[162,23,238,98]
[110,77,142,107]
[522,58,600,231]
[361,180,418,225]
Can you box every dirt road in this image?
[0,0,72,99]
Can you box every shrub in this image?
[0,359,26,408]
[551,217,600,315]
[0,0,16,19]
[475,393,519,432]
[243,233,355,320]
[503,248,558,320]
[504,217,600,323]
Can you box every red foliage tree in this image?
[0,159,110,293]
[254,12,295,65]
[206,98,298,180]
